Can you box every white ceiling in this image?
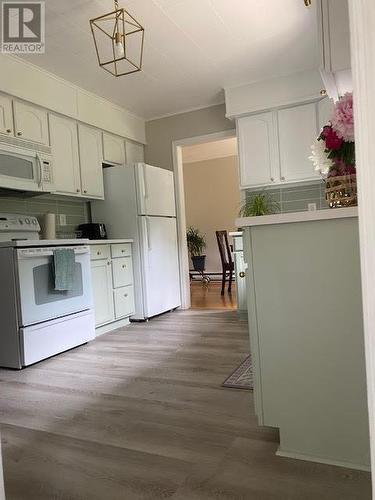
[21,0,318,120]
[182,137,237,164]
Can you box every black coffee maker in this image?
[78,223,107,240]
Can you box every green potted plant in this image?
[239,191,280,217]
[186,226,206,272]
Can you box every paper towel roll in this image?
[43,213,56,240]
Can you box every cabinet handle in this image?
[239,271,245,278]
[124,293,128,297]
[97,251,101,255]
[107,261,111,266]
[6,129,11,133]
[121,249,125,253]
[76,189,80,193]
[122,264,126,268]
[17,132,22,136]
[281,176,285,181]
[270,177,274,182]
[83,190,87,194]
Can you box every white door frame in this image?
[172,129,236,309]
[349,0,375,490]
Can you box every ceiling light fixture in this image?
[304,0,312,5]
[90,0,144,77]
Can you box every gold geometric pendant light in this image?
[90,0,144,77]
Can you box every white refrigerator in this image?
[91,163,181,320]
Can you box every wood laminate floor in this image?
[0,310,371,499]
[190,282,237,310]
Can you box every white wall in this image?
[145,104,234,171]
[183,155,240,273]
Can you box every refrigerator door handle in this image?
[145,217,152,251]
[142,164,149,199]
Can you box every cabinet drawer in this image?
[114,286,135,319]
[90,244,110,260]
[111,243,132,258]
[112,257,133,288]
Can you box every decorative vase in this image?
[325,173,357,208]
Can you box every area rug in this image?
[222,356,253,390]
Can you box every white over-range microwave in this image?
[0,141,54,193]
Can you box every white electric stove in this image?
[0,213,95,369]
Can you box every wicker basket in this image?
[325,174,357,208]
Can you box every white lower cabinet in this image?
[90,242,134,332]
[91,259,114,327]
[114,286,135,319]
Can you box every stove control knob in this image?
[18,219,24,225]
[32,220,38,225]
[25,218,30,224]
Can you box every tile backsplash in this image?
[0,194,89,238]
[246,181,328,213]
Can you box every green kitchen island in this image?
[237,207,370,471]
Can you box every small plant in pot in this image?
[186,226,206,272]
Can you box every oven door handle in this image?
[17,247,90,258]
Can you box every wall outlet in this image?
[59,214,67,226]
[308,203,317,211]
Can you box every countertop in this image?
[87,239,134,244]
[236,207,358,228]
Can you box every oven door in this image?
[16,246,93,326]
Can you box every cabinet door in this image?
[49,114,81,196]
[278,103,320,183]
[125,140,144,164]
[103,132,125,165]
[0,94,13,136]
[114,286,135,319]
[318,96,334,131]
[13,100,49,145]
[237,113,278,188]
[112,257,133,288]
[319,0,351,73]
[91,259,114,327]
[78,124,104,199]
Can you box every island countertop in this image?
[236,207,358,228]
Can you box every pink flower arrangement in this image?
[330,93,354,142]
[309,92,355,178]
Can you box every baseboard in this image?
[276,447,371,472]
[95,317,130,336]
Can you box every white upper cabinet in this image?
[237,101,324,188]
[318,0,351,74]
[318,0,352,100]
[0,94,13,136]
[278,103,320,183]
[237,112,278,188]
[125,140,144,164]
[318,96,334,131]
[103,132,125,165]
[78,124,104,199]
[13,100,49,145]
[49,114,81,196]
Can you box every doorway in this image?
[176,134,240,310]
